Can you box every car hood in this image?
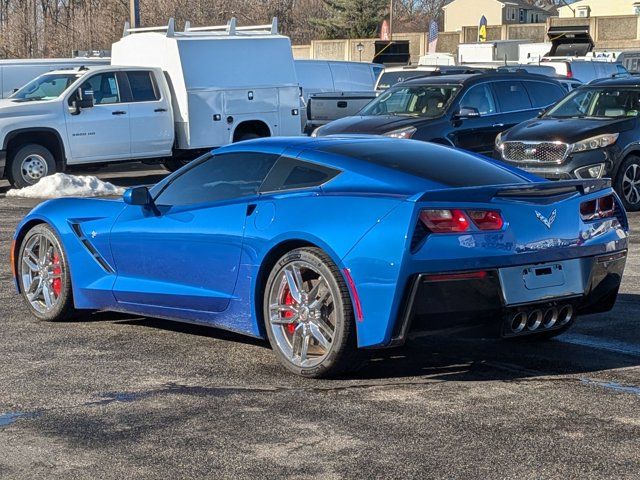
[316,115,422,135]
[0,98,60,118]
[503,117,636,144]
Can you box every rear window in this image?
[523,81,565,108]
[260,157,340,192]
[321,141,527,187]
[492,81,533,112]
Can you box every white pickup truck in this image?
[0,18,302,187]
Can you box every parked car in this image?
[495,76,640,211]
[539,59,629,83]
[11,136,627,377]
[295,60,382,102]
[375,65,487,92]
[294,60,382,133]
[0,57,109,98]
[0,18,302,188]
[314,72,567,157]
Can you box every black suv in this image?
[495,76,640,210]
[313,72,567,156]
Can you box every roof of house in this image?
[443,0,553,14]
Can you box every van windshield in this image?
[11,73,81,102]
[361,84,459,118]
[545,87,640,119]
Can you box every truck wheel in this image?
[615,155,640,212]
[8,144,57,189]
[236,132,260,142]
[161,158,191,173]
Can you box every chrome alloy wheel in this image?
[622,162,640,206]
[20,232,64,314]
[268,261,336,368]
[21,154,48,183]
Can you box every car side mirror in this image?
[123,186,153,206]
[455,106,481,119]
[70,87,94,115]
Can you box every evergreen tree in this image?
[314,0,389,39]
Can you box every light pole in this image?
[356,42,364,61]
[129,0,140,28]
[389,0,393,41]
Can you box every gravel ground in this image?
[1,165,640,479]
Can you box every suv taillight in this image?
[580,194,615,221]
[419,209,504,233]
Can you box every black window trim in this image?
[120,69,162,103]
[258,156,342,195]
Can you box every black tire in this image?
[8,144,57,188]
[614,155,640,211]
[161,158,191,173]
[17,224,76,322]
[263,247,359,378]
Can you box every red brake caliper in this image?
[283,288,297,334]
[51,253,62,296]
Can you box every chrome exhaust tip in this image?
[542,307,558,329]
[511,312,527,333]
[557,305,574,326]
[526,310,543,331]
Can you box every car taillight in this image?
[419,209,504,233]
[420,209,469,233]
[467,210,504,231]
[580,194,615,221]
[566,64,573,78]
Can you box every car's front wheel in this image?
[263,247,358,378]
[8,144,57,188]
[615,155,640,211]
[17,224,76,321]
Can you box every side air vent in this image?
[69,222,115,273]
[410,219,429,253]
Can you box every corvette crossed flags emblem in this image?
[535,209,557,229]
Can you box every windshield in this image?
[10,73,81,102]
[361,85,459,118]
[545,87,640,119]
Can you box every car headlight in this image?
[570,133,619,153]
[495,132,503,149]
[383,126,417,139]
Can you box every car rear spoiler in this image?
[417,179,611,203]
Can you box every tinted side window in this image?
[126,71,159,102]
[260,157,340,192]
[459,84,497,115]
[155,152,278,206]
[492,81,532,112]
[523,81,565,108]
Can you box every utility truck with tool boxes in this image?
[0,18,302,187]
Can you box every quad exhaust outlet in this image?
[507,304,573,336]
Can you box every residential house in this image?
[558,0,640,18]
[443,0,552,32]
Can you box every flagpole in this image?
[389,0,393,41]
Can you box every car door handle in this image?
[492,123,505,127]
[154,108,167,112]
[112,111,127,115]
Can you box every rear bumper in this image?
[0,149,6,178]
[389,250,626,346]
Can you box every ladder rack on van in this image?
[123,17,278,38]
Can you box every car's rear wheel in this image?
[263,247,358,378]
[615,155,640,211]
[18,224,75,321]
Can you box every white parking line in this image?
[555,333,640,357]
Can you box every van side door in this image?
[121,70,173,158]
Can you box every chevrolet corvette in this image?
[11,137,628,377]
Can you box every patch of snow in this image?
[6,173,125,199]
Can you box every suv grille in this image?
[502,141,569,164]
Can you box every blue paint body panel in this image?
[12,137,629,348]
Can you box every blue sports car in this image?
[11,137,628,377]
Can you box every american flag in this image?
[428,20,439,54]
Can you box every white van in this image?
[540,59,629,83]
[295,60,382,102]
[0,57,109,98]
[0,18,303,187]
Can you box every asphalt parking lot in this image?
[2,165,640,479]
